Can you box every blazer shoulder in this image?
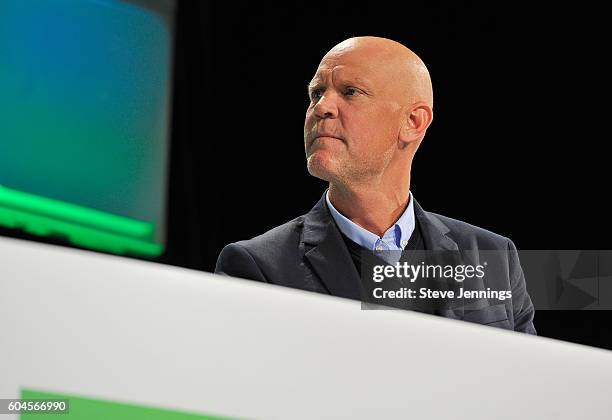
[233,215,305,254]
[426,211,512,249]
[215,215,306,281]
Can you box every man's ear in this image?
[398,102,433,148]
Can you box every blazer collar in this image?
[302,191,459,299]
[302,193,362,300]
[412,198,459,251]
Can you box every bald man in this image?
[216,37,536,335]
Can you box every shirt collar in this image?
[325,190,416,251]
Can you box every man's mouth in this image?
[313,133,343,142]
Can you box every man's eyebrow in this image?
[307,81,324,92]
[307,76,374,94]
[347,76,373,91]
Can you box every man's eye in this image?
[310,89,323,101]
[344,87,358,96]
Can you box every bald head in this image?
[304,36,434,191]
[321,37,433,108]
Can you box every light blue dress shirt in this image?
[325,190,416,264]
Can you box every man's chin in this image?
[306,154,337,182]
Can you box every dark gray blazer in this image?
[215,193,536,334]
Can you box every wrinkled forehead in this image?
[315,50,380,77]
[310,48,404,91]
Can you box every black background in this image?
[2,2,610,349]
[163,1,611,350]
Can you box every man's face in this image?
[304,48,405,184]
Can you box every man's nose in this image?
[313,94,338,119]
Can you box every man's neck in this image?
[327,182,411,237]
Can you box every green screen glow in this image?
[0,0,173,257]
[21,389,236,420]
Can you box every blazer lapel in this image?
[412,198,459,251]
[302,193,362,300]
[413,197,492,316]
[301,194,463,302]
